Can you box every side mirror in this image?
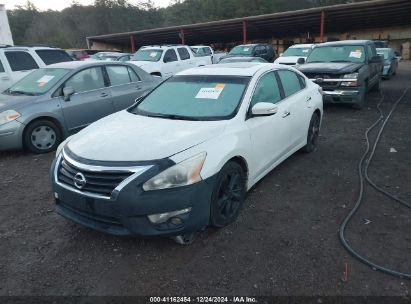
[163,56,172,63]
[370,55,382,63]
[297,57,305,65]
[63,86,75,101]
[251,102,278,117]
[279,53,283,57]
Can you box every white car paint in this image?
[191,45,227,64]
[0,46,72,92]
[64,63,323,190]
[275,44,315,67]
[128,45,211,79]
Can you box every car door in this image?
[245,71,291,179]
[177,47,193,71]
[162,49,179,78]
[60,66,114,133]
[106,65,149,112]
[0,54,12,91]
[367,44,380,85]
[4,50,39,86]
[276,69,312,148]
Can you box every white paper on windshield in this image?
[36,75,55,83]
[149,52,157,57]
[243,48,250,52]
[349,51,362,59]
[195,86,224,100]
[302,49,309,53]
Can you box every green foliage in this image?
[8,0,369,48]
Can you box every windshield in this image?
[131,49,163,62]
[229,46,254,56]
[6,68,69,95]
[306,45,366,63]
[377,49,389,59]
[131,75,250,120]
[283,47,312,57]
[219,57,265,63]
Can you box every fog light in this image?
[147,208,191,224]
[54,192,59,199]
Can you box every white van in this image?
[0,46,73,92]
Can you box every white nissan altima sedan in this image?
[51,63,323,245]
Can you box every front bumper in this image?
[51,153,216,237]
[382,66,391,76]
[321,88,364,104]
[0,120,24,151]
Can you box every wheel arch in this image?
[22,116,65,142]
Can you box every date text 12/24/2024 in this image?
[149,297,257,303]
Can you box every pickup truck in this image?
[0,46,73,92]
[191,45,227,64]
[297,40,383,109]
[129,45,211,79]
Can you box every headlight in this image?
[0,110,21,126]
[341,73,358,87]
[143,152,206,191]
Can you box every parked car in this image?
[297,40,383,109]
[218,56,268,64]
[222,44,276,62]
[377,48,398,79]
[0,46,73,92]
[66,49,90,61]
[0,61,160,153]
[191,45,227,64]
[274,44,314,66]
[51,63,323,245]
[129,45,211,79]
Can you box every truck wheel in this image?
[352,91,366,109]
[371,77,381,91]
[23,119,62,154]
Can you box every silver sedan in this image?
[0,61,161,153]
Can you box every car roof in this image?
[0,46,64,51]
[235,44,258,47]
[46,61,130,69]
[316,40,371,47]
[177,62,274,77]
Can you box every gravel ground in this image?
[0,62,410,297]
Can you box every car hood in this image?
[297,62,364,74]
[66,110,227,162]
[128,61,156,68]
[0,93,37,112]
[275,56,306,64]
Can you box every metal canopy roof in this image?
[87,0,411,47]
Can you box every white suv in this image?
[129,45,212,79]
[0,46,72,91]
[51,63,323,244]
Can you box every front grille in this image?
[57,158,133,197]
[304,73,341,87]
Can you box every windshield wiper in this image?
[330,60,352,63]
[146,113,201,121]
[6,90,37,96]
[306,61,324,63]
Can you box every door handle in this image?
[135,86,142,91]
[100,92,109,98]
[306,97,312,102]
[282,111,291,118]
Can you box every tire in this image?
[210,161,246,228]
[371,77,381,92]
[352,91,366,109]
[23,119,62,154]
[302,112,321,153]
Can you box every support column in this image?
[180,28,185,45]
[130,35,136,53]
[320,10,325,43]
[242,21,247,44]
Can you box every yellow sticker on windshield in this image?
[215,84,225,89]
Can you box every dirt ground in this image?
[0,62,410,297]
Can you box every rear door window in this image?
[0,59,4,73]
[65,67,105,94]
[107,66,131,86]
[177,48,190,60]
[128,67,141,82]
[277,70,304,97]
[35,50,72,65]
[5,51,39,71]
